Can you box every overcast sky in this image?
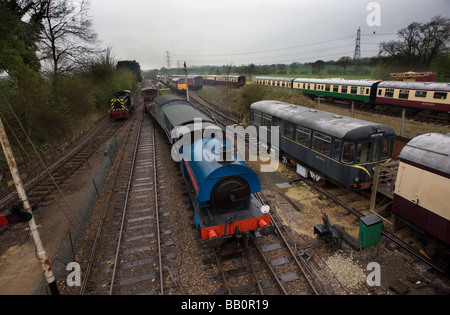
[89,0,450,70]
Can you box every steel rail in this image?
[151,122,164,295]
[243,240,265,294]
[249,235,288,295]
[214,248,232,295]
[79,118,136,295]
[300,177,446,274]
[109,112,144,295]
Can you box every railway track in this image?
[80,110,182,295]
[188,91,450,293]
[208,211,322,295]
[0,118,122,214]
[187,93,326,295]
[299,177,449,274]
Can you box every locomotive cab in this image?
[109,90,134,119]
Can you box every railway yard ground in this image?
[0,89,449,297]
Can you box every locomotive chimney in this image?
[218,145,234,164]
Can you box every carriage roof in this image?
[399,133,450,175]
[251,100,395,140]
[293,78,378,87]
[377,81,450,92]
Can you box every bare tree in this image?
[39,0,100,77]
[379,16,450,67]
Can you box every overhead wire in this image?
[146,32,398,67]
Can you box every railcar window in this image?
[312,132,331,155]
[296,126,311,147]
[350,86,357,94]
[325,85,331,92]
[384,89,394,98]
[415,91,427,98]
[333,85,339,92]
[272,116,282,126]
[342,143,354,164]
[399,89,409,99]
[332,139,342,161]
[262,114,272,130]
[372,140,382,161]
[284,123,295,140]
[433,92,447,99]
[381,137,392,159]
[342,86,348,93]
[356,142,371,163]
[253,111,262,125]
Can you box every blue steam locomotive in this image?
[153,95,275,247]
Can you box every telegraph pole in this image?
[0,117,59,295]
[184,61,190,102]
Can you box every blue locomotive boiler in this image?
[181,138,274,247]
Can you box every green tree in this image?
[0,0,46,81]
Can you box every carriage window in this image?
[380,137,392,159]
[356,142,371,163]
[332,139,342,160]
[325,85,331,92]
[342,143,354,164]
[253,111,262,125]
[272,116,282,126]
[296,126,311,147]
[262,113,272,129]
[415,91,427,98]
[399,89,409,99]
[342,86,348,93]
[312,132,331,155]
[350,86,358,94]
[333,85,339,92]
[284,123,295,140]
[433,92,447,99]
[384,89,394,98]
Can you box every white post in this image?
[0,117,59,295]
[184,61,189,102]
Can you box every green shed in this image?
[358,214,383,248]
